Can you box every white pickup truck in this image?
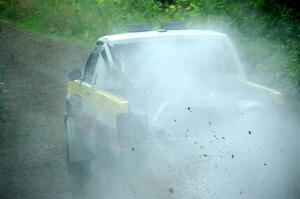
[65,23,284,172]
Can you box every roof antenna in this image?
[127,24,152,32]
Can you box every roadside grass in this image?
[0,19,93,48]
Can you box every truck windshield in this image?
[112,37,238,87]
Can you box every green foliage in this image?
[0,0,299,96]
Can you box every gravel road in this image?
[0,23,299,199]
[0,23,90,199]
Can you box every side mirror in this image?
[68,69,81,81]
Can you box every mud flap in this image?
[66,117,97,162]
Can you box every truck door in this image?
[92,43,130,150]
[68,43,102,161]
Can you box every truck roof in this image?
[100,30,226,44]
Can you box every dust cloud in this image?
[73,30,300,199]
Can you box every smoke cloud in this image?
[75,29,300,199]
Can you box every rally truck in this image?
[64,23,284,171]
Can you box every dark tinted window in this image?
[101,49,109,66]
[83,45,101,84]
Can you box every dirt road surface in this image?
[0,23,299,199]
[0,23,90,199]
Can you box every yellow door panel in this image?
[68,80,129,117]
